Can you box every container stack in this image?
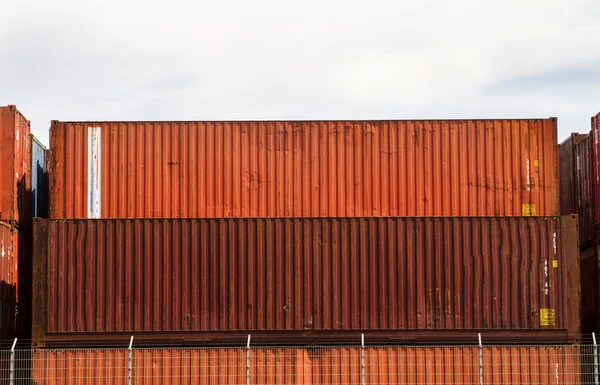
[0,105,48,340]
[558,113,600,335]
[28,118,581,348]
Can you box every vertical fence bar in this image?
[593,333,599,385]
[9,338,16,385]
[128,336,134,385]
[361,334,365,385]
[246,335,251,385]
[478,333,483,385]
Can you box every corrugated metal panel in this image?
[32,216,580,345]
[49,119,559,218]
[31,135,48,218]
[0,222,17,340]
[580,238,600,334]
[593,113,600,224]
[0,106,31,225]
[29,345,581,385]
[559,133,586,215]
[574,135,595,247]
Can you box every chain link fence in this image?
[0,337,597,384]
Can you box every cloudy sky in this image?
[1,0,599,145]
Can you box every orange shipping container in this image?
[32,216,580,347]
[0,106,31,224]
[49,119,558,218]
[28,345,582,385]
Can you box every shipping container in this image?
[559,133,587,215]
[0,106,31,225]
[49,119,559,219]
[28,345,582,385]
[593,113,600,224]
[580,240,600,334]
[32,216,580,347]
[0,222,18,340]
[31,135,48,218]
[574,135,595,247]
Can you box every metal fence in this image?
[0,336,598,384]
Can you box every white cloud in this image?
[0,0,599,144]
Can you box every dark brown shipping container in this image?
[32,216,580,346]
[0,106,31,225]
[29,345,582,385]
[49,119,558,219]
[559,133,587,215]
[593,113,600,224]
[580,237,600,334]
[574,135,595,247]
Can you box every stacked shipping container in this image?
[0,106,48,341]
[48,119,558,218]
[26,115,588,384]
[559,133,587,216]
[33,117,575,344]
[558,112,600,334]
[32,216,579,347]
[0,105,30,340]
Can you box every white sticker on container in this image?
[88,127,102,218]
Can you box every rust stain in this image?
[49,119,559,218]
[32,216,580,344]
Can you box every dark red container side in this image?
[559,133,586,215]
[574,135,595,247]
[32,216,580,347]
[580,244,599,334]
[593,113,600,224]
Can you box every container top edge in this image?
[50,117,558,125]
[39,216,565,222]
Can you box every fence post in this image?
[361,334,365,385]
[9,338,16,385]
[593,333,599,385]
[128,336,134,385]
[246,335,251,385]
[478,333,483,385]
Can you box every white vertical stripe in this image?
[88,127,102,218]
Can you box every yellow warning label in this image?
[522,204,536,216]
[552,260,558,268]
[540,308,555,326]
[534,160,539,167]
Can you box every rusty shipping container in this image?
[32,216,580,346]
[0,222,18,340]
[28,345,582,385]
[574,135,595,247]
[580,238,600,334]
[49,119,558,219]
[559,133,587,215]
[593,113,600,224]
[0,106,31,225]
